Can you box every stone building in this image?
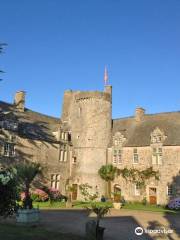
[0,79,180,205]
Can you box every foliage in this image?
[48,188,67,202]
[0,43,7,80]
[86,203,110,231]
[142,197,147,205]
[98,164,117,198]
[31,189,49,202]
[79,183,99,202]
[0,167,18,217]
[16,162,42,209]
[98,164,117,182]
[117,167,159,188]
[168,198,180,210]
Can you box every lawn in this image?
[31,200,179,213]
[121,202,178,213]
[32,200,113,209]
[0,223,84,240]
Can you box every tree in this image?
[0,167,18,217]
[98,164,117,199]
[16,162,42,209]
[0,43,7,80]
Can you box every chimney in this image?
[135,107,145,122]
[14,91,25,112]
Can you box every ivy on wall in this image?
[117,167,160,188]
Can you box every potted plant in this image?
[86,203,110,240]
[16,162,42,224]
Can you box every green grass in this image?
[0,223,84,240]
[32,201,66,208]
[32,200,112,209]
[27,200,179,214]
[122,202,178,213]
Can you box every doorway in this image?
[149,187,157,204]
[72,184,78,200]
[114,184,121,202]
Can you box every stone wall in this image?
[108,146,180,204]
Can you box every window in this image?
[152,148,162,165]
[113,155,117,164]
[4,143,15,157]
[134,184,140,196]
[118,150,122,164]
[59,146,68,162]
[72,156,77,164]
[61,132,65,140]
[64,151,67,162]
[133,148,139,164]
[51,174,60,189]
[78,107,81,117]
[167,185,173,196]
[113,149,122,164]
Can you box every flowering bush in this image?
[48,188,62,201]
[0,167,18,217]
[31,189,49,202]
[168,198,180,210]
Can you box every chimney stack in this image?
[135,107,145,122]
[14,91,25,112]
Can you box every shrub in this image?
[48,188,66,202]
[31,189,49,202]
[168,198,180,210]
[0,167,18,217]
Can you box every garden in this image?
[0,163,180,240]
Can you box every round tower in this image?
[69,88,112,199]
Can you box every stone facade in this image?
[0,85,180,205]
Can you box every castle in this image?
[0,74,180,205]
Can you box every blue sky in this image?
[0,0,180,118]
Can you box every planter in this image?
[86,220,105,240]
[16,208,40,224]
[113,202,122,209]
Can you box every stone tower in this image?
[61,84,112,198]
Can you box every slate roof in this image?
[0,101,60,142]
[113,111,180,147]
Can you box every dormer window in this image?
[151,128,166,144]
[113,132,126,147]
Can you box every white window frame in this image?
[134,184,140,196]
[152,148,163,165]
[133,148,139,164]
[167,185,173,196]
[51,174,60,190]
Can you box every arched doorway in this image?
[114,184,121,202]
